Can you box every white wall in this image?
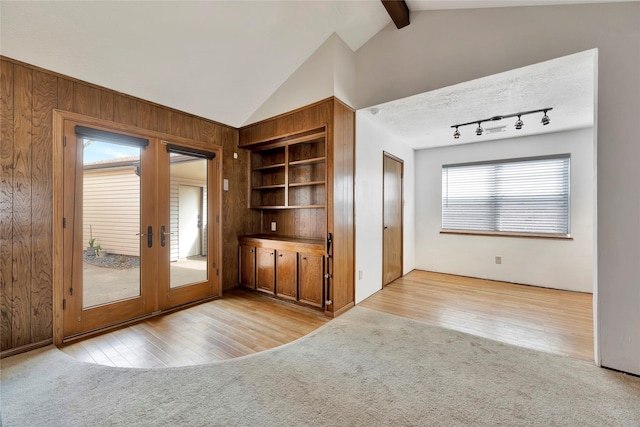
[354,3,640,375]
[415,128,594,293]
[355,112,415,304]
[245,33,357,125]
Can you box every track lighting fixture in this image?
[451,107,552,139]
[515,115,524,130]
[541,110,550,125]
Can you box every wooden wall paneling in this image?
[191,118,202,142]
[1,56,245,354]
[136,102,157,131]
[113,94,137,126]
[156,108,172,134]
[0,59,14,350]
[199,119,217,145]
[11,64,33,347]
[73,83,101,118]
[99,90,114,121]
[330,100,355,313]
[170,111,193,140]
[30,70,57,342]
[57,78,74,111]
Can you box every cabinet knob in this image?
[250,249,253,253]
[302,256,307,260]
[279,254,283,257]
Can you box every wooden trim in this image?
[55,109,219,150]
[0,55,234,130]
[325,301,354,318]
[0,339,52,359]
[60,295,221,345]
[239,235,324,255]
[333,97,356,113]
[246,128,326,150]
[52,111,65,345]
[440,230,574,240]
[240,97,335,130]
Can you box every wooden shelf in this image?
[249,127,327,210]
[253,184,285,190]
[253,205,325,210]
[253,163,286,171]
[289,181,325,188]
[289,157,325,167]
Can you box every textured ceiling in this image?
[0,1,617,129]
[364,49,596,150]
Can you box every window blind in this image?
[442,155,570,235]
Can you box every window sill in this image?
[440,230,573,240]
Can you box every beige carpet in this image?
[2,307,639,426]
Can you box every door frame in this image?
[382,151,404,287]
[52,110,223,345]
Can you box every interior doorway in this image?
[382,152,403,286]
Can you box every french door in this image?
[61,119,220,339]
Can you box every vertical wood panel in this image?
[113,94,137,126]
[30,70,56,341]
[170,111,193,139]
[136,102,157,131]
[99,90,114,121]
[57,78,74,111]
[157,108,171,134]
[73,83,100,118]
[11,64,33,347]
[0,60,14,350]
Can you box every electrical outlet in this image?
[358,270,363,280]
[495,256,502,265]
[233,152,238,159]
[271,221,277,232]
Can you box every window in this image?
[442,155,570,236]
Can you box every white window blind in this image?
[442,155,570,235]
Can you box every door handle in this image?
[160,225,171,247]
[137,226,153,248]
[384,226,389,229]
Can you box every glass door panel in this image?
[82,139,142,308]
[169,155,208,288]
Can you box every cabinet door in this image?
[299,254,324,307]
[276,250,297,300]
[239,245,256,289]
[256,247,275,294]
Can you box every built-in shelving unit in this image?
[239,97,355,317]
[250,128,326,209]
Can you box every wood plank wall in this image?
[0,56,258,354]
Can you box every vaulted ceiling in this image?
[0,1,630,128]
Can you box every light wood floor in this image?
[360,270,594,361]
[61,271,593,367]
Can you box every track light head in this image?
[541,110,550,125]
[515,115,524,130]
[475,123,483,136]
[453,127,460,139]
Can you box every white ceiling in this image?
[364,49,596,150]
[0,1,389,127]
[0,1,620,128]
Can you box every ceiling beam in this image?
[381,0,410,29]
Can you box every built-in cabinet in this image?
[238,97,355,316]
[238,236,325,308]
